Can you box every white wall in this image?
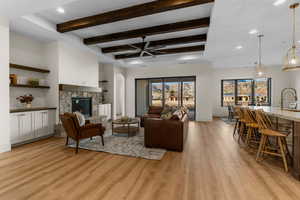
[45,42,60,123]
[114,66,126,119]
[212,66,292,117]
[58,42,99,88]
[10,32,47,67]
[0,17,11,152]
[290,71,300,103]
[125,62,213,121]
[9,32,50,108]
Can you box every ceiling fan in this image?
[128,36,165,57]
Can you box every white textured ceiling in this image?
[36,0,213,52]
[7,0,300,67]
[206,0,300,68]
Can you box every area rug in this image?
[68,131,166,160]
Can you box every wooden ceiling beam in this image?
[101,34,207,53]
[84,18,210,45]
[115,45,205,59]
[57,0,214,33]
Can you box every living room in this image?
[1,0,300,199]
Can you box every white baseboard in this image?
[0,143,11,153]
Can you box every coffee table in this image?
[112,119,139,137]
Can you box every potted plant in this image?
[16,94,34,108]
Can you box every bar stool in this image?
[255,109,289,172]
[243,108,260,148]
[237,107,247,143]
[232,107,240,137]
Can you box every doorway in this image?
[114,73,125,119]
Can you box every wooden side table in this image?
[112,119,139,137]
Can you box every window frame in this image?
[221,78,272,107]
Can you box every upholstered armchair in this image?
[60,113,105,153]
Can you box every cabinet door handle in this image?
[18,114,26,117]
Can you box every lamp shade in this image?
[282,46,300,71]
[255,64,267,78]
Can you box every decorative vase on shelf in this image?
[25,103,32,108]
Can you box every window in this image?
[222,80,235,106]
[150,79,163,107]
[135,76,196,120]
[237,79,253,105]
[221,78,271,106]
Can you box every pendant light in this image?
[283,3,300,71]
[255,34,266,78]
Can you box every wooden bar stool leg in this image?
[256,135,266,161]
[278,137,288,172]
[260,135,269,159]
[282,138,292,161]
[246,127,252,146]
[238,123,244,143]
[233,120,238,137]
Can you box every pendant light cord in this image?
[258,35,263,66]
[293,5,296,47]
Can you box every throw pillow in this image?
[74,111,85,127]
[172,109,183,120]
[161,112,173,120]
[161,105,172,115]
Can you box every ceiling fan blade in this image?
[143,50,154,57]
[128,44,141,51]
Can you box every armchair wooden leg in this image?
[65,136,69,146]
[76,140,79,154]
[101,135,104,146]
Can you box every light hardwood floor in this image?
[1,119,300,200]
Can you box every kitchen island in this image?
[247,106,300,180]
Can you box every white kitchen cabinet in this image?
[10,109,56,145]
[34,111,49,138]
[10,112,34,144]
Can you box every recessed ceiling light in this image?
[273,0,286,6]
[298,40,300,43]
[235,45,243,50]
[179,55,199,61]
[56,7,65,14]
[128,60,143,65]
[249,29,258,35]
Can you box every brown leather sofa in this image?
[144,113,189,152]
[140,106,163,127]
[60,113,105,153]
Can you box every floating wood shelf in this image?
[99,80,109,83]
[10,84,50,89]
[10,63,50,73]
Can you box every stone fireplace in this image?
[59,84,103,118]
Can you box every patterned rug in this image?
[68,131,166,160]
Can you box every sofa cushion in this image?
[148,106,163,115]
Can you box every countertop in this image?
[247,106,300,122]
[10,107,57,113]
